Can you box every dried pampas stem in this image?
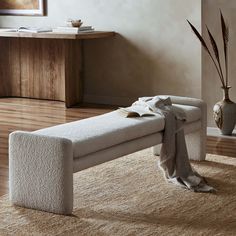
[187,20,225,87]
[220,10,229,87]
[206,26,225,87]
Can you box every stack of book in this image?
[53,26,94,34]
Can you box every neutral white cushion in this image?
[173,104,201,123]
[34,111,165,158]
[34,105,201,159]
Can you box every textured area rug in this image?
[1,149,236,236]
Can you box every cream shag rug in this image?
[1,149,236,236]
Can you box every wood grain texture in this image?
[0,31,115,107]
[0,31,115,40]
[20,38,65,100]
[65,40,82,107]
[207,136,236,157]
[0,38,21,97]
[0,98,116,196]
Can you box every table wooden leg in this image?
[0,38,21,97]
[64,40,83,108]
[0,38,83,108]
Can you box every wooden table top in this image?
[0,31,115,40]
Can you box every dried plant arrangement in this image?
[188,11,236,135]
[187,11,229,89]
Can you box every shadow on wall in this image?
[82,34,197,106]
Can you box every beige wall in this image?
[0,0,201,105]
[202,0,236,126]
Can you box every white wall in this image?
[0,0,201,105]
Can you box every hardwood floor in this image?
[0,98,235,197]
[207,136,236,157]
[0,98,115,197]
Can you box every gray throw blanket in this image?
[125,96,215,193]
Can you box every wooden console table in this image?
[0,31,115,107]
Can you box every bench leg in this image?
[152,129,206,161]
[9,131,73,215]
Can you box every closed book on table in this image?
[53,26,94,34]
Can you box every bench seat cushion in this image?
[34,104,201,159]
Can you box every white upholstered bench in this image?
[9,96,206,215]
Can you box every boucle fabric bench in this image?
[9,96,206,215]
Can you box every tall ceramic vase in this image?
[213,86,236,135]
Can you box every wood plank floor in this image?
[0,98,115,197]
[0,98,235,197]
[207,136,236,157]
